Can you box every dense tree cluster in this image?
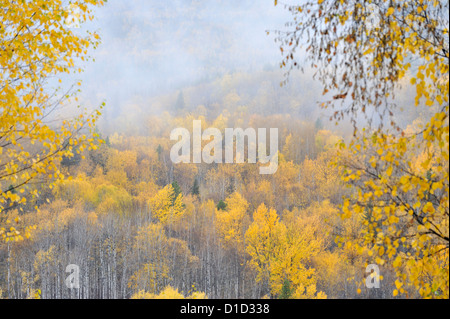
[1,0,447,300]
[1,108,414,299]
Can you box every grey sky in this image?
[75,0,292,118]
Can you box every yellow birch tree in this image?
[0,0,105,241]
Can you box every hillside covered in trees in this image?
[0,0,448,300]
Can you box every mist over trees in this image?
[0,0,448,300]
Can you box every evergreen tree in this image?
[156,144,163,161]
[174,91,185,110]
[315,118,323,130]
[191,179,200,196]
[171,181,182,203]
[279,279,293,299]
[216,200,227,211]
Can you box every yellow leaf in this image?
[386,7,395,17]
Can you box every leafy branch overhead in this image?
[0,0,106,241]
[275,0,448,298]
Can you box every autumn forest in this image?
[0,0,448,301]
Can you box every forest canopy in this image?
[0,0,448,300]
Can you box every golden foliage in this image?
[0,0,105,241]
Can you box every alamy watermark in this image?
[65,264,80,289]
[170,120,278,174]
[365,264,381,289]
